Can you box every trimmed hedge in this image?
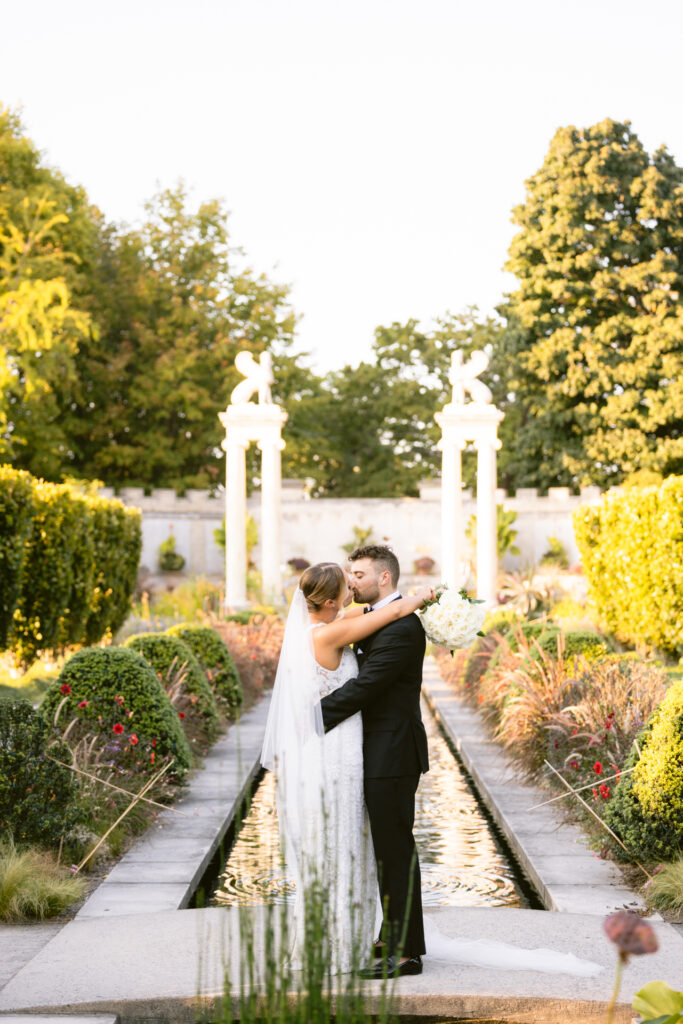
[574,478,683,654]
[605,678,683,861]
[0,699,79,848]
[42,647,191,776]
[124,633,219,734]
[0,467,141,663]
[166,623,242,712]
[84,498,143,645]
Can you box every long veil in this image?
[261,587,326,883]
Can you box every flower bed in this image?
[435,620,675,867]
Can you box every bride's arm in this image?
[316,585,434,653]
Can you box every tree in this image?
[0,108,97,478]
[501,119,683,489]
[67,184,302,491]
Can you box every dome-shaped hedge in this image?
[0,699,79,848]
[125,632,218,735]
[605,678,683,861]
[42,647,191,775]
[166,623,242,713]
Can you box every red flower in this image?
[150,751,156,765]
[570,760,579,770]
[61,684,71,695]
[113,723,124,735]
[78,699,89,709]
[594,762,603,774]
[592,788,599,800]
[178,711,186,719]
[605,721,612,730]
[129,734,139,746]
[114,695,124,706]
[152,739,157,748]
[599,784,611,799]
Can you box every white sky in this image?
[2,0,683,372]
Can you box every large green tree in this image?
[502,118,683,489]
[286,308,510,497]
[67,185,302,491]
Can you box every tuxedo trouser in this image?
[363,774,425,958]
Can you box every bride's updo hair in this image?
[300,562,346,612]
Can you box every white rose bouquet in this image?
[417,585,486,651]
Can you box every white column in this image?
[259,438,284,603]
[439,430,464,589]
[476,438,498,605]
[225,438,249,608]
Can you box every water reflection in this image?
[213,704,523,908]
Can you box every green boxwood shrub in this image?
[0,467,35,649]
[0,699,79,848]
[535,629,610,662]
[166,624,242,712]
[42,647,191,776]
[605,678,683,861]
[124,633,218,734]
[574,478,683,654]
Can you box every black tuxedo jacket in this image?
[320,608,429,779]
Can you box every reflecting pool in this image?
[213,703,526,908]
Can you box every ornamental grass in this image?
[0,842,85,922]
[644,859,683,914]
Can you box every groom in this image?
[320,545,428,978]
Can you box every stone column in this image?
[475,437,500,606]
[437,426,465,589]
[224,437,249,608]
[259,436,285,604]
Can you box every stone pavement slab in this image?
[0,925,61,990]
[421,659,649,916]
[76,696,271,919]
[1,905,682,1023]
[0,1017,117,1024]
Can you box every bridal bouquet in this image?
[417,585,486,650]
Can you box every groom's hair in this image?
[349,545,400,587]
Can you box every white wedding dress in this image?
[288,630,379,972]
[261,589,603,980]
[261,591,379,974]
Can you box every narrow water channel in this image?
[212,703,529,909]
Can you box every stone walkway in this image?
[1,904,682,1022]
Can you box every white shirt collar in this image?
[369,590,401,612]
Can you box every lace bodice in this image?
[309,622,358,696]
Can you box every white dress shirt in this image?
[368,590,401,612]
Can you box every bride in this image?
[261,561,433,974]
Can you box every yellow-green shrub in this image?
[0,467,35,648]
[574,479,683,654]
[0,468,141,663]
[605,678,683,861]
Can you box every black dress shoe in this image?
[358,955,423,979]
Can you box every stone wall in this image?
[98,481,604,582]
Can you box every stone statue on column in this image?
[436,349,503,605]
[220,350,287,607]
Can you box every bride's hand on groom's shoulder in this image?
[413,584,435,606]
